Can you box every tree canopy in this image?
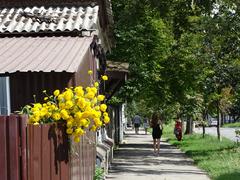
[109,0,240,125]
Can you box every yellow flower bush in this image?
[21,72,110,143]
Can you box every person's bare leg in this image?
[157,139,160,155]
[153,139,156,154]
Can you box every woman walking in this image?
[150,112,163,156]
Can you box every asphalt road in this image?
[194,127,240,142]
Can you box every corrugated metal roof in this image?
[0,36,93,73]
[0,6,98,33]
[107,61,129,72]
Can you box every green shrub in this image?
[94,166,104,180]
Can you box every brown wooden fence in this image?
[0,115,27,180]
[0,115,96,180]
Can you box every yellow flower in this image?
[54,89,60,97]
[46,112,52,118]
[102,75,108,81]
[94,82,99,87]
[74,86,84,97]
[77,98,86,110]
[73,136,80,143]
[85,92,95,99]
[57,94,64,101]
[66,128,73,134]
[74,112,82,120]
[92,110,101,118]
[52,112,61,121]
[40,107,48,117]
[95,106,100,111]
[50,104,57,111]
[33,111,41,117]
[90,125,97,131]
[91,97,98,106]
[100,104,107,112]
[59,102,66,109]
[33,103,42,109]
[90,87,97,94]
[103,112,108,117]
[23,69,111,143]
[60,109,69,120]
[82,111,91,119]
[97,95,105,102]
[64,90,73,101]
[66,121,73,128]
[75,128,85,135]
[103,116,110,124]
[94,118,102,127]
[65,100,73,109]
[88,70,93,75]
[79,119,89,127]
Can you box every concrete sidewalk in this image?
[106,129,210,180]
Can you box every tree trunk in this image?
[217,103,221,141]
[202,124,205,138]
[202,111,207,138]
[221,113,224,126]
[185,116,193,134]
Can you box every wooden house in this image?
[0,0,114,179]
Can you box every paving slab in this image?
[106,129,210,180]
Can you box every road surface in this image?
[194,127,240,142]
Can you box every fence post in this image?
[20,115,28,180]
[8,115,20,180]
[0,116,8,180]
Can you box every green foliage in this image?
[94,166,104,180]
[110,0,240,124]
[107,96,123,106]
[164,124,240,179]
[223,122,240,128]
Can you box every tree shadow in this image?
[215,171,240,180]
[48,123,69,174]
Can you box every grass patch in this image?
[223,122,240,128]
[163,123,240,180]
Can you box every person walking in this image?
[174,118,182,141]
[132,115,141,134]
[143,117,149,134]
[150,112,163,156]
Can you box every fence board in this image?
[49,124,60,180]
[0,116,8,180]
[0,115,96,180]
[28,123,70,180]
[8,115,20,180]
[33,126,42,180]
[59,124,70,180]
[28,124,34,180]
[19,115,27,180]
[42,125,51,180]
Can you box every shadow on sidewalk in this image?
[107,130,210,179]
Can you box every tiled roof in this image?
[0,6,99,34]
[0,36,93,73]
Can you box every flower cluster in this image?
[22,72,110,143]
